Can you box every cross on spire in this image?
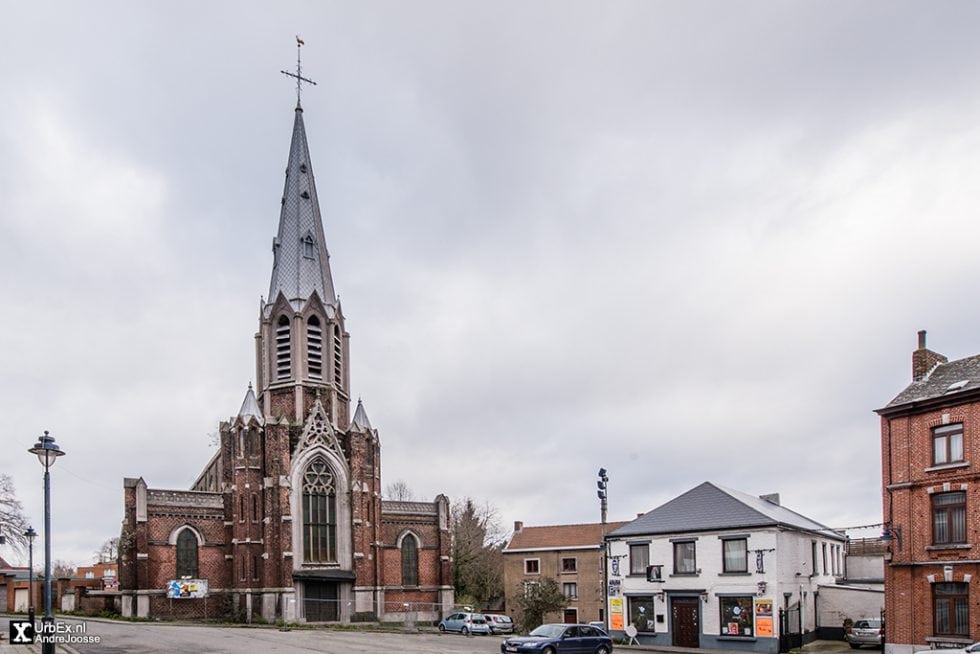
[280,35,317,108]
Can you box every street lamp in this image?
[24,526,37,627]
[29,430,65,654]
[597,468,609,632]
[881,525,902,551]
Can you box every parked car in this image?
[501,623,613,654]
[845,619,883,649]
[924,644,980,654]
[485,614,515,634]
[439,612,491,635]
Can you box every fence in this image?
[779,605,802,653]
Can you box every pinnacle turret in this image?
[351,399,373,431]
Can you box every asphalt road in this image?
[2,616,505,654]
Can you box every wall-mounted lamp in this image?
[654,591,665,601]
[757,581,767,596]
[881,525,903,551]
[700,592,709,603]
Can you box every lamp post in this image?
[597,468,609,631]
[25,526,37,627]
[29,431,65,654]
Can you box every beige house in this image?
[503,521,627,626]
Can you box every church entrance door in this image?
[304,581,338,622]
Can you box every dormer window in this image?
[303,235,315,259]
[299,163,308,173]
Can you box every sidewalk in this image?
[614,641,854,654]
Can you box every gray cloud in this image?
[3,1,979,564]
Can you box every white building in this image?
[605,482,846,654]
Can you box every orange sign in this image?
[610,597,624,630]
[755,599,773,637]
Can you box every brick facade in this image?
[877,333,980,654]
[117,102,453,623]
[503,521,627,627]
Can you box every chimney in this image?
[912,330,948,381]
[513,521,523,533]
[760,493,780,505]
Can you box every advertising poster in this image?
[755,599,774,637]
[166,579,209,599]
[610,597,624,630]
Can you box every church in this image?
[117,86,454,623]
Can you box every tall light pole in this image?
[25,526,37,627]
[597,468,609,630]
[29,431,65,654]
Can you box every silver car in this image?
[439,611,492,636]
[845,619,882,649]
[485,614,515,634]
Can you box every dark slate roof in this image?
[351,399,373,431]
[882,354,980,410]
[267,106,337,314]
[607,482,843,541]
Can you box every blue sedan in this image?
[501,623,613,654]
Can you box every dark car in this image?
[501,623,613,654]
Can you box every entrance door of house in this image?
[563,608,578,624]
[671,597,700,648]
[304,581,338,622]
[13,588,28,612]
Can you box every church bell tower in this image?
[255,101,350,429]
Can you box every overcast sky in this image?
[4,1,980,566]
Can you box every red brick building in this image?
[118,99,453,623]
[877,331,980,654]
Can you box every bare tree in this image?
[452,497,505,609]
[515,577,567,632]
[0,473,31,557]
[95,537,120,564]
[52,560,76,578]
[384,479,416,501]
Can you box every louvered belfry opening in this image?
[333,326,342,386]
[276,315,291,380]
[307,316,323,379]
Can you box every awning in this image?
[292,569,356,582]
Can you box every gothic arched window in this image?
[401,534,419,587]
[176,529,199,579]
[302,458,337,563]
[276,315,291,380]
[307,316,323,380]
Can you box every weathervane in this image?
[281,35,317,107]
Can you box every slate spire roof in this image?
[608,481,843,540]
[351,398,373,431]
[267,106,337,311]
[236,383,264,425]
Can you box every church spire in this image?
[268,46,335,311]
